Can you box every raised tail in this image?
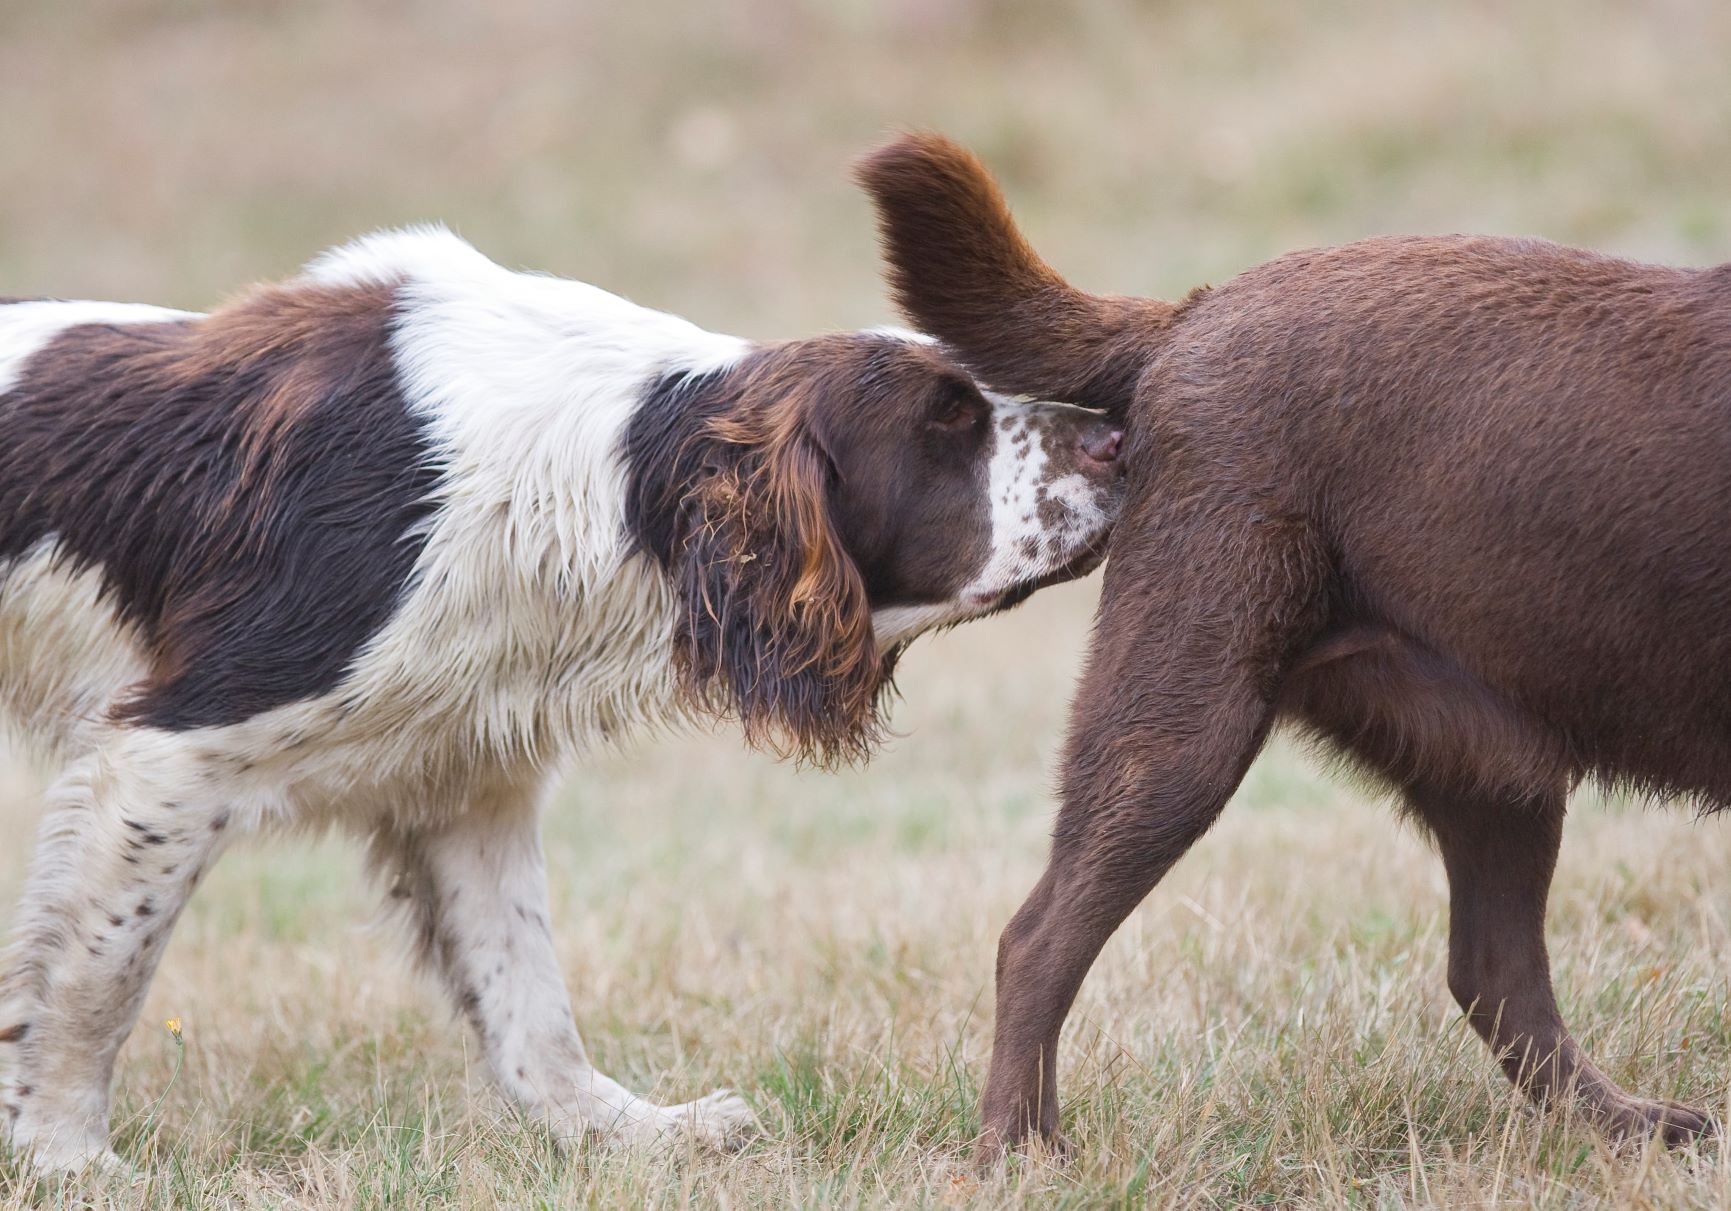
[853,132,1174,415]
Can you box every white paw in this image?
[604,1088,759,1154]
[534,1078,762,1154]
[15,1141,133,1180]
[667,1088,758,1150]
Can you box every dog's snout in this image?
[1078,422,1124,470]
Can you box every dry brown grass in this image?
[5,2,1731,1206]
[2,583,1730,1207]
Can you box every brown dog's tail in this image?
[854,132,1174,415]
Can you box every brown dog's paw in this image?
[971,1124,1075,1173]
[1599,1096,1716,1148]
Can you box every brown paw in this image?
[972,1124,1074,1172]
[1599,1096,1716,1148]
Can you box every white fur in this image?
[961,396,1114,606]
[371,783,754,1148]
[0,541,150,763]
[0,230,1106,1170]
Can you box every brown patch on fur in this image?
[0,278,440,729]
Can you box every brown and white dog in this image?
[0,227,1124,1171]
[858,134,1731,1157]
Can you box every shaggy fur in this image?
[857,132,1731,1158]
[0,227,1124,1171]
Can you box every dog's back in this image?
[0,288,444,760]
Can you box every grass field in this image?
[5,1,1731,1207]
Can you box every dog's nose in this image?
[1078,422,1124,468]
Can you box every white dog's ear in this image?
[670,368,890,768]
[854,130,1174,416]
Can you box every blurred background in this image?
[4,3,1731,1203]
[5,0,1730,329]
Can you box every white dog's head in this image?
[625,330,1124,764]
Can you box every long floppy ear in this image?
[854,131,1175,415]
[670,380,890,768]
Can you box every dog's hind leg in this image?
[0,730,232,1172]
[982,684,1272,1161]
[1408,779,1713,1146]
[369,783,756,1152]
[977,505,1327,1160]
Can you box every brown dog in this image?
[856,132,1731,1157]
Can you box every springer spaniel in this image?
[0,227,1123,1171]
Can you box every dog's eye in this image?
[927,386,987,433]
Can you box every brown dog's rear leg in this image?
[1411,781,1713,1146]
[978,537,1318,1157]
[980,761,1251,1160]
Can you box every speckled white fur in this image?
[871,395,1115,645]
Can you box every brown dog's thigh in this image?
[978,506,1325,1159]
[1409,780,1713,1145]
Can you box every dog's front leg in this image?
[0,733,233,1172]
[370,785,755,1151]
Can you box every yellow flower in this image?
[165,1017,183,1042]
